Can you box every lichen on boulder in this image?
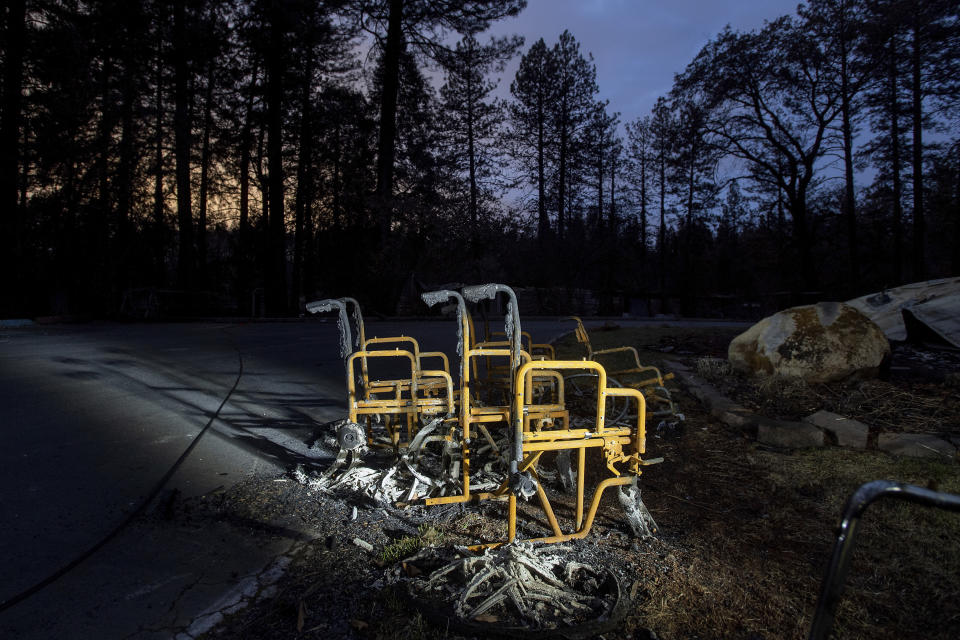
[728,302,890,383]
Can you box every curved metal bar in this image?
[421,289,469,373]
[306,298,352,391]
[464,284,522,476]
[809,480,960,640]
[340,296,365,349]
[461,284,520,360]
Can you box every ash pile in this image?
[397,542,626,637]
[293,417,507,505]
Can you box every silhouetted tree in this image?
[649,98,674,296]
[549,30,597,241]
[904,0,958,280]
[860,0,910,284]
[508,37,554,243]
[801,0,872,293]
[583,101,619,230]
[354,0,525,233]
[2,0,28,315]
[625,116,653,276]
[677,17,842,290]
[438,32,521,243]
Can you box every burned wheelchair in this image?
[304,285,665,546]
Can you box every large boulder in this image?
[728,302,890,383]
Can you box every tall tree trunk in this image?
[153,26,166,286]
[466,71,478,241]
[910,14,925,280]
[173,0,195,294]
[536,92,547,243]
[790,173,817,292]
[953,142,960,275]
[303,175,317,300]
[237,63,258,312]
[609,154,616,230]
[682,144,696,312]
[97,57,114,213]
[197,59,215,290]
[558,113,567,241]
[265,2,286,316]
[657,147,666,300]
[332,128,343,230]
[256,122,268,228]
[686,145,695,230]
[375,0,404,232]
[839,8,858,293]
[116,56,137,297]
[889,35,904,285]
[252,118,270,315]
[1,0,27,314]
[19,122,29,211]
[639,154,647,274]
[92,55,116,307]
[596,148,603,229]
[292,47,315,311]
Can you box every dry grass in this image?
[553,324,960,639]
[696,356,734,379]
[630,423,960,640]
[380,524,444,564]
[711,375,959,434]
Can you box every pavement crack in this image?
[166,573,204,615]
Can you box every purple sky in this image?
[486,0,803,125]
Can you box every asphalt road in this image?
[0,321,344,638]
[0,315,746,638]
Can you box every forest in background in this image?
[0,0,957,318]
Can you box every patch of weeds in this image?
[369,611,450,640]
[756,374,809,399]
[381,524,443,564]
[696,356,733,381]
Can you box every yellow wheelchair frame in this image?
[419,285,659,547]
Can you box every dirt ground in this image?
[184,324,960,640]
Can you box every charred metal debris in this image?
[300,284,676,552]
[294,284,683,633]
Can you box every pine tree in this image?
[860,0,910,284]
[904,0,958,280]
[649,98,674,298]
[354,0,526,232]
[802,0,872,291]
[508,37,554,243]
[0,0,26,315]
[625,116,652,275]
[549,30,598,241]
[438,33,521,243]
[582,101,619,230]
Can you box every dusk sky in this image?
[486,0,804,126]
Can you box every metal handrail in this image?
[809,480,960,640]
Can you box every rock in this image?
[756,417,825,449]
[673,370,754,429]
[717,408,755,429]
[352,537,374,552]
[662,359,691,373]
[803,410,869,449]
[877,433,956,460]
[728,302,890,383]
